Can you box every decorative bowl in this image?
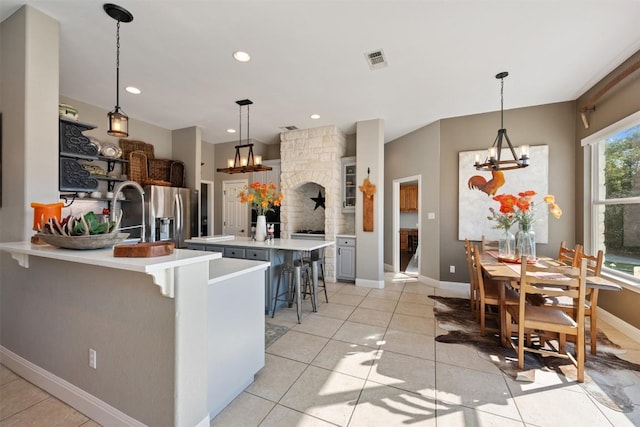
[36,232,130,250]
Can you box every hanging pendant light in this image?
[217,99,272,174]
[104,3,133,138]
[474,72,530,171]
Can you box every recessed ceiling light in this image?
[233,51,251,62]
[125,86,141,94]
[227,128,236,133]
[310,114,320,119]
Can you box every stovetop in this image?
[294,230,325,234]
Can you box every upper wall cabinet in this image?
[400,184,418,212]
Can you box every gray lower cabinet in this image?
[187,243,282,314]
[336,237,356,281]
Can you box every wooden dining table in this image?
[479,251,622,347]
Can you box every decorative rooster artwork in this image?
[467,170,505,196]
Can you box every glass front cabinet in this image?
[341,156,356,213]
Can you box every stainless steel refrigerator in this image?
[121,185,198,248]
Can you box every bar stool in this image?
[302,248,328,305]
[271,254,315,323]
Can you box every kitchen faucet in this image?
[110,181,146,242]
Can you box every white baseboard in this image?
[383,263,393,271]
[194,414,211,427]
[0,346,146,427]
[435,281,468,298]
[597,307,640,343]
[356,278,385,289]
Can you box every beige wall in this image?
[576,49,640,329]
[384,121,441,279]
[439,101,577,283]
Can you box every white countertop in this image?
[0,241,221,273]
[185,237,334,251]
[208,258,270,284]
[335,234,356,238]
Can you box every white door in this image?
[223,180,248,237]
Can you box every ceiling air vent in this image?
[280,125,299,132]
[364,49,388,70]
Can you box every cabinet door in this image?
[406,185,418,212]
[337,246,356,280]
[342,158,356,213]
[400,231,408,251]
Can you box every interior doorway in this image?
[392,175,421,275]
[200,180,214,236]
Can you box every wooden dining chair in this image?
[557,241,581,266]
[544,248,604,355]
[507,257,588,383]
[471,244,519,336]
[481,235,499,253]
[464,239,479,316]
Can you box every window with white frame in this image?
[583,110,640,283]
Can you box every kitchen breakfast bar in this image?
[0,242,269,426]
[186,237,335,321]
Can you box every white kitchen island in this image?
[0,242,268,426]
[186,237,335,321]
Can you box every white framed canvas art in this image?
[458,145,549,243]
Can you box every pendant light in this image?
[474,72,530,171]
[104,3,133,138]
[217,99,272,174]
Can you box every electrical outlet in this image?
[449,265,455,273]
[89,348,97,369]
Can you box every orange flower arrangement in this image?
[238,182,283,216]
[489,190,562,230]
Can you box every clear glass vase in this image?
[498,228,516,259]
[516,223,536,262]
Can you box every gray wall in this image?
[0,6,59,242]
[1,255,176,425]
[439,101,577,283]
[576,49,640,329]
[172,126,202,190]
[384,121,441,279]
[201,141,216,182]
[59,96,173,159]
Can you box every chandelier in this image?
[217,99,272,174]
[474,72,530,171]
[104,3,133,138]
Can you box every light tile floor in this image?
[2,272,640,427]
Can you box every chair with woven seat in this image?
[119,139,185,187]
[507,257,588,383]
[470,243,519,336]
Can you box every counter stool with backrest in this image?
[271,252,315,323]
[301,248,328,307]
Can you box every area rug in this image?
[430,295,640,413]
[265,322,289,348]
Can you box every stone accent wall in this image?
[280,125,346,281]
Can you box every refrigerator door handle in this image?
[175,193,183,244]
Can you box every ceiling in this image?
[2,1,640,145]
